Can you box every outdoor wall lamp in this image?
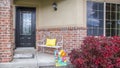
[52,2,57,11]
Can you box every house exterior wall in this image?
[14,0,87,53]
[37,27,86,53]
[1,0,120,63]
[0,0,13,62]
[36,0,120,53]
[36,0,87,53]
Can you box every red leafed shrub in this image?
[69,36,120,68]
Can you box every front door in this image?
[16,7,36,47]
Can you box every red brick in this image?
[0,0,13,63]
[36,27,87,54]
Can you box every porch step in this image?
[14,53,34,59]
[14,47,36,54]
[14,47,35,59]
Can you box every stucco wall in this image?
[14,0,40,6]
[38,0,86,28]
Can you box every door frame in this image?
[15,6,36,48]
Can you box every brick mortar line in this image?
[37,27,87,31]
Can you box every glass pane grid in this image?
[87,1,104,36]
[105,28,118,36]
[87,2,120,36]
[105,3,120,36]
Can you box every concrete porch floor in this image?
[0,48,74,68]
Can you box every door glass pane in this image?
[20,12,32,35]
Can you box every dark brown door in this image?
[16,7,36,47]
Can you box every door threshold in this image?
[16,47,35,49]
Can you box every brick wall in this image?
[36,27,87,53]
[0,0,13,62]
